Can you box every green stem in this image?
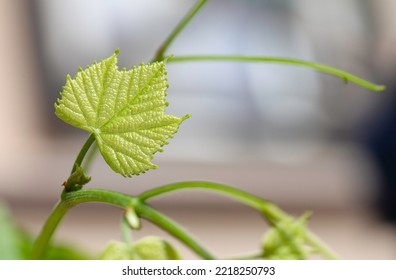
[152,0,208,62]
[136,203,215,260]
[30,201,69,260]
[31,188,213,260]
[169,55,385,92]
[70,133,96,174]
[139,181,289,223]
[138,181,338,259]
[61,189,134,208]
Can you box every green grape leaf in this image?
[55,50,189,176]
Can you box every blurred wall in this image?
[0,1,47,197]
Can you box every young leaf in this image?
[55,50,189,176]
[63,164,91,192]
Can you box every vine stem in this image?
[30,189,213,260]
[31,183,337,260]
[138,181,339,259]
[139,181,290,224]
[30,201,69,260]
[152,0,208,62]
[168,55,385,92]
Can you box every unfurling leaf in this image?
[55,50,189,176]
[63,164,91,192]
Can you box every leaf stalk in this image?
[70,133,96,174]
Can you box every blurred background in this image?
[1,0,396,259]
